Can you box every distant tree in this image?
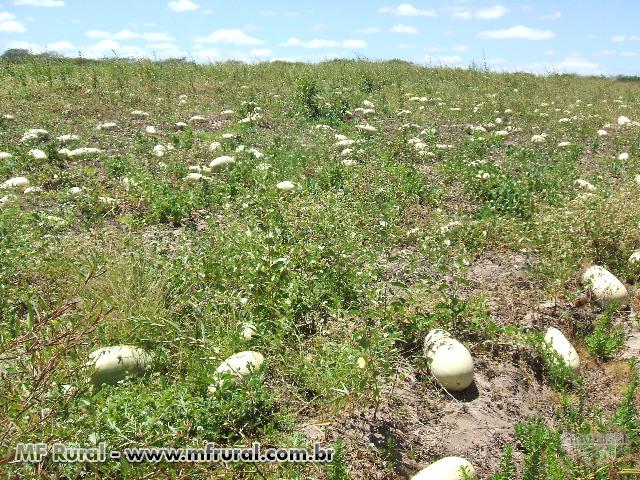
[0,48,65,62]
[0,48,31,62]
[160,57,190,64]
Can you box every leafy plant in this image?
[327,438,349,480]
[491,445,516,480]
[297,75,322,119]
[515,418,569,480]
[585,307,624,359]
[614,360,640,448]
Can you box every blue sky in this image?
[0,0,638,75]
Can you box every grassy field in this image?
[0,57,639,479]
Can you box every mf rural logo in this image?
[560,433,640,477]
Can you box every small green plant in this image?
[424,290,469,333]
[614,360,640,448]
[585,307,624,359]
[557,387,592,433]
[475,172,535,219]
[490,444,516,480]
[379,434,400,471]
[585,305,624,359]
[515,418,569,480]
[297,75,322,119]
[144,183,193,225]
[327,438,349,480]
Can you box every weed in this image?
[585,306,625,360]
[327,439,349,480]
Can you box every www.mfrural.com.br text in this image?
[12,442,334,464]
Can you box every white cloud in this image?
[594,49,617,56]
[555,55,602,74]
[356,27,380,34]
[191,48,220,61]
[250,48,273,57]
[594,49,637,57]
[145,42,188,58]
[0,12,25,32]
[242,24,262,32]
[86,29,134,40]
[397,43,415,49]
[147,42,179,50]
[167,0,199,12]
[6,37,188,60]
[544,49,555,56]
[285,38,338,48]
[611,34,640,43]
[31,40,71,56]
[5,40,37,50]
[6,39,75,53]
[513,55,603,75]
[380,3,437,17]
[450,9,472,20]
[142,32,173,42]
[13,0,64,6]
[282,37,366,49]
[540,11,562,20]
[452,44,469,51]
[258,10,299,17]
[476,5,508,19]
[47,40,74,50]
[342,39,367,48]
[391,24,419,34]
[197,29,264,45]
[449,5,508,20]
[92,40,120,54]
[85,29,173,42]
[438,55,462,63]
[82,39,150,59]
[478,25,555,40]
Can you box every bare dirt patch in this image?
[299,351,556,479]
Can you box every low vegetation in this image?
[0,57,639,478]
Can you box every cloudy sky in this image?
[0,0,638,75]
